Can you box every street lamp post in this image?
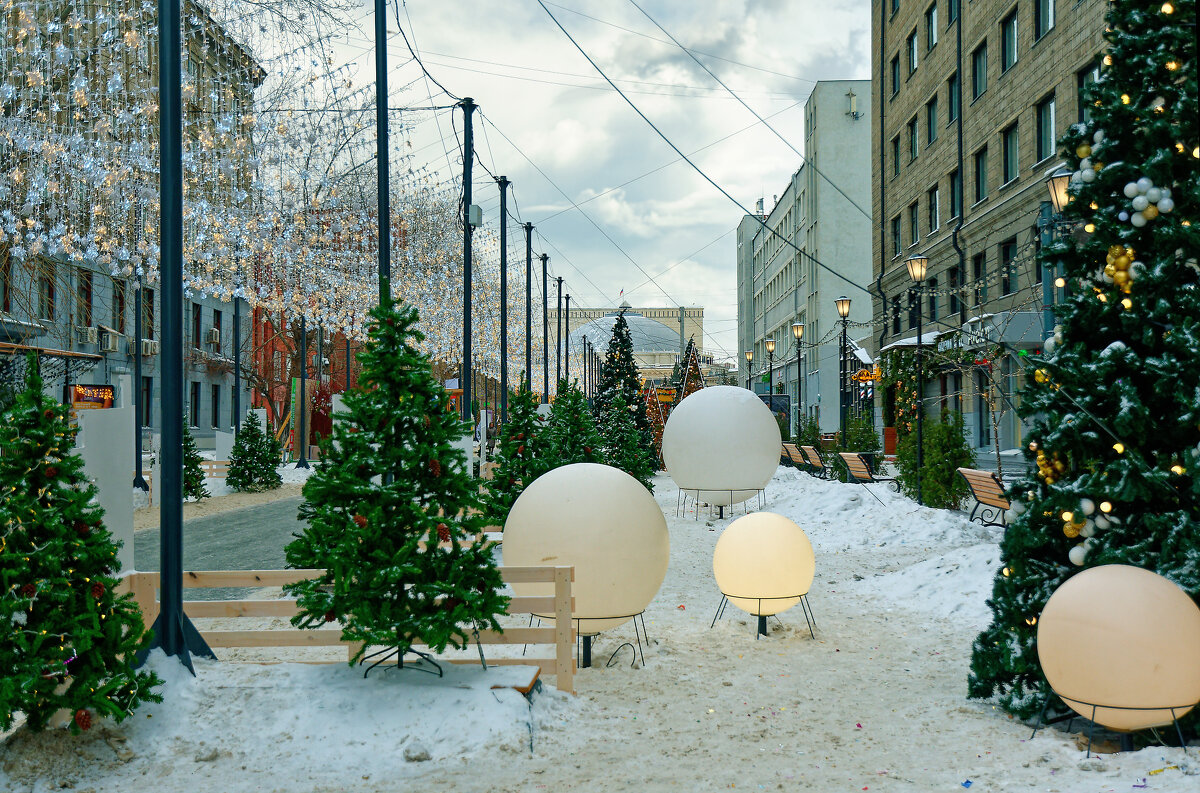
[791,322,804,439]
[904,254,928,506]
[1042,165,1073,337]
[744,350,753,390]
[835,296,851,448]
[764,339,776,405]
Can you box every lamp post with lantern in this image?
[764,338,776,405]
[904,254,928,506]
[744,350,753,390]
[834,296,851,448]
[1041,165,1074,337]
[791,322,804,438]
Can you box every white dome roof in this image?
[571,312,681,355]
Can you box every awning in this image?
[0,341,103,361]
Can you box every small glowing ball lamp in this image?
[1037,565,1200,731]
[503,463,669,635]
[662,386,781,507]
[713,512,815,636]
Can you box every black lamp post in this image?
[904,254,928,506]
[1042,165,1073,337]
[791,322,804,438]
[744,349,753,390]
[764,339,776,404]
[835,296,851,448]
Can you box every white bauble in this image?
[1068,544,1088,566]
[1131,195,1149,212]
[1131,212,1147,227]
[1161,187,1172,198]
[1158,197,1175,213]
[1080,168,1097,183]
[1011,500,1027,515]
[1080,158,1092,170]
[1094,515,1111,530]
[1136,177,1153,194]
[1080,497,1096,516]
[1093,130,1105,144]
[1145,187,1162,203]
[1081,519,1096,538]
[1044,337,1057,354]
[1118,211,1130,222]
[1004,508,1020,524]
[1123,182,1141,198]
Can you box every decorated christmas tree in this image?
[0,354,161,732]
[482,386,548,526]
[545,380,607,469]
[283,304,507,664]
[226,411,283,493]
[181,419,209,501]
[969,0,1199,720]
[593,310,651,439]
[598,391,656,491]
[644,387,667,468]
[673,336,705,407]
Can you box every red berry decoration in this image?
[72,519,89,536]
[352,514,368,528]
[584,446,592,454]
[428,459,442,477]
[74,709,92,731]
[20,583,36,598]
[45,466,59,478]
[43,409,54,419]
[90,582,105,600]
[517,444,525,455]
[441,596,462,611]
[324,611,336,622]
[516,433,525,441]
[436,523,450,543]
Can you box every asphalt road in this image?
[134,496,307,600]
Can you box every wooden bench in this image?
[956,467,1011,527]
[781,442,808,471]
[800,445,831,479]
[120,565,575,693]
[837,452,900,494]
[199,459,230,479]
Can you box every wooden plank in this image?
[203,629,347,648]
[185,600,300,618]
[554,565,574,694]
[474,627,558,645]
[500,566,575,584]
[182,570,324,587]
[507,595,574,614]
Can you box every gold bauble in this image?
[1053,460,1067,473]
[1064,523,1081,539]
[1108,244,1125,257]
[1143,205,1159,220]
[1034,369,1050,384]
[1113,270,1130,286]
[1104,264,1117,278]
[1045,476,1057,485]
[1077,144,1093,158]
[1115,255,1131,269]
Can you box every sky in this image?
[335,0,872,363]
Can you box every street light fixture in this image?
[764,339,776,404]
[744,349,753,390]
[834,297,851,448]
[904,254,928,506]
[791,322,804,438]
[1046,165,1073,215]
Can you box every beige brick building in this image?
[871,0,1106,462]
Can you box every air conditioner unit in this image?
[206,327,221,346]
[77,326,98,345]
[140,339,160,357]
[99,331,121,354]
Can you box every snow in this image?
[5,464,1198,792]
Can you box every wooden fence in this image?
[119,565,575,693]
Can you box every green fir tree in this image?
[545,380,607,469]
[226,411,283,493]
[482,387,548,526]
[181,419,209,501]
[969,0,1200,722]
[672,336,706,407]
[894,411,973,505]
[0,354,161,732]
[599,391,656,491]
[593,310,650,439]
[283,304,507,664]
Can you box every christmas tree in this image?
[482,386,548,526]
[593,310,651,439]
[598,391,656,491]
[181,419,209,501]
[969,0,1199,721]
[283,304,507,664]
[226,411,283,493]
[644,387,667,468]
[545,380,607,469]
[673,336,705,407]
[0,354,161,732]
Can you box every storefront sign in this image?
[66,384,114,410]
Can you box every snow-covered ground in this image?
[5,466,1197,792]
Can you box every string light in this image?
[1100,501,1113,513]
[1112,442,1125,453]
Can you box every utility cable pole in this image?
[460,97,476,422]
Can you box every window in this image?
[907,290,919,329]
[908,116,919,160]
[75,268,92,326]
[972,44,987,99]
[1034,0,1054,41]
[947,0,959,22]
[112,278,127,333]
[907,30,919,74]
[1002,124,1019,184]
[1000,238,1017,295]
[213,308,223,352]
[891,56,901,96]
[949,168,963,218]
[891,215,902,256]
[947,72,960,121]
[928,185,940,232]
[190,382,201,427]
[141,377,153,427]
[927,277,939,321]
[38,272,55,320]
[926,4,938,49]
[892,297,902,333]
[976,370,992,445]
[211,384,221,429]
[926,95,939,144]
[1077,61,1101,123]
[891,0,900,14]
[1,257,11,313]
[891,136,901,176]
[1001,12,1018,72]
[143,287,155,339]
[1036,95,1056,162]
[908,202,919,246]
[974,146,989,203]
[949,266,960,315]
[191,302,202,348]
[972,252,987,305]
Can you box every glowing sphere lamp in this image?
[712,512,815,637]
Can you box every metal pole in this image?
[555,276,563,388]
[345,337,352,390]
[541,254,549,403]
[460,97,476,422]
[133,281,147,490]
[145,0,212,670]
[376,0,391,306]
[915,290,924,505]
[795,346,802,439]
[840,319,848,449]
[767,350,773,403]
[497,176,510,421]
[524,222,533,393]
[233,284,241,431]
[295,316,309,469]
[1039,202,1055,338]
[564,293,571,384]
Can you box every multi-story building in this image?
[736,80,874,434]
[871,0,1106,462]
[0,2,263,444]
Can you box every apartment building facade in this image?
[737,80,874,434]
[871,0,1106,458]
